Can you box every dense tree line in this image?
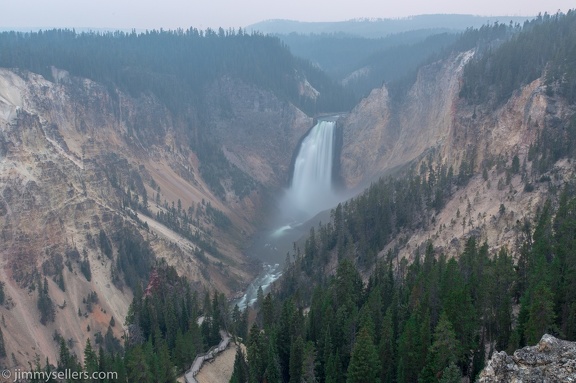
[0,28,355,199]
[280,29,456,80]
[24,183,576,382]
[236,185,576,383]
[281,155,458,294]
[25,261,230,382]
[344,33,458,98]
[460,11,576,107]
[235,15,576,378]
[0,28,354,116]
[528,113,576,175]
[384,12,576,106]
[383,19,522,105]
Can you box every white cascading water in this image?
[281,120,339,223]
[234,263,282,310]
[236,120,340,310]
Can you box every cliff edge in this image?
[479,334,576,382]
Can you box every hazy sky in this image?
[2,0,574,31]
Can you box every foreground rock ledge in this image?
[478,334,576,382]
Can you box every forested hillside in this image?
[230,189,576,382]
[248,15,530,38]
[0,28,355,116]
[341,32,457,98]
[0,29,355,200]
[278,29,454,78]
[229,11,576,383]
[4,10,576,383]
[0,25,320,372]
[12,260,234,382]
[461,11,576,106]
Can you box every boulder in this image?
[478,334,576,382]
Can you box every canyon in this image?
[0,66,310,366]
[1,22,575,378]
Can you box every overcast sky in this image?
[2,0,574,31]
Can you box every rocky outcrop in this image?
[0,67,231,365]
[340,50,474,189]
[205,76,312,188]
[0,67,312,367]
[478,334,576,382]
[339,85,392,188]
[337,44,576,264]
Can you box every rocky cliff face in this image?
[478,334,576,382]
[339,49,576,261]
[205,77,313,188]
[0,67,311,367]
[340,50,474,189]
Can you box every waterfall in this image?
[236,120,340,310]
[281,120,339,222]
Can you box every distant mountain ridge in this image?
[246,14,533,38]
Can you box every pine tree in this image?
[552,193,576,340]
[347,326,380,383]
[125,344,153,383]
[289,336,304,383]
[420,313,460,383]
[525,282,556,344]
[324,350,341,383]
[97,347,108,382]
[301,341,317,383]
[38,277,55,325]
[154,334,176,383]
[256,286,264,309]
[58,337,78,372]
[83,339,99,382]
[56,269,65,292]
[262,294,275,331]
[164,299,180,350]
[491,248,515,350]
[319,327,334,383]
[264,338,282,383]
[277,300,296,382]
[247,324,265,383]
[379,308,396,383]
[439,362,461,383]
[112,352,128,383]
[231,304,243,338]
[173,330,191,371]
[397,313,423,383]
[230,346,249,383]
[188,318,204,358]
[210,292,223,344]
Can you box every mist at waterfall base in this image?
[236,120,343,309]
[266,119,342,263]
[279,120,342,225]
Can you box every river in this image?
[234,118,343,309]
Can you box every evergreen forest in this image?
[228,11,576,383]
[6,10,576,383]
[0,28,355,200]
[0,28,355,116]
